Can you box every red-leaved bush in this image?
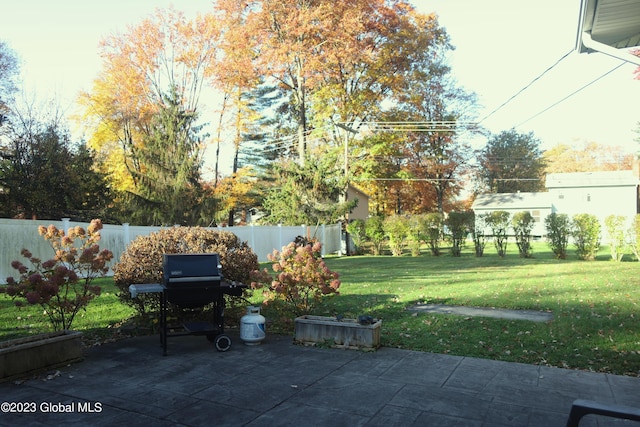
[2,219,113,331]
[251,240,340,317]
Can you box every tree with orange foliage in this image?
[394,60,476,215]
[209,1,262,187]
[234,0,449,166]
[226,1,466,219]
[78,8,220,224]
[543,141,634,173]
[344,12,475,216]
[212,167,262,226]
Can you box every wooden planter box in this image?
[294,315,382,349]
[0,331,84,382]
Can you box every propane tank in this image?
[240,306,266,345]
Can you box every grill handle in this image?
[167,276,222,283]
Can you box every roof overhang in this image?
[575,0,640,65]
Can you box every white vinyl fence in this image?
[0,218,344,282]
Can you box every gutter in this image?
[580,31,640,66]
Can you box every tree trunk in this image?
[295,60,306,165]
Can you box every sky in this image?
[1,0,639,167]
[422,0,640,152]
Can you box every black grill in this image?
[159,253,245,355]
[163,253,224,308]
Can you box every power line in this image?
[515,63,626,127]
[351,177,540,182]
[338,121,479,132]
[259,136,329,153]
[478,49,574,124]
[353,177,456,182]
[258,123,335,151]
[257,129,314,149]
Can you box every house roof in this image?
[546,170,640,188]
[576,0,640,65]
[472,192,551,211]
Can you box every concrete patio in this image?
[1,331,639,426]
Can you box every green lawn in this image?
[315,245,640,376]
[2,243,639,376]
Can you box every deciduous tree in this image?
[477,129,546,193]
[395,44,476,214]
[571,213,601,261]
[0,114,110,221]
[0,40,19,126]
[212,167,261,226]
[512,211,534,258]
[333,8,472,215]
[313,3,449,132]
[545,212,570,259]
[445,210,473,257]
[543,141,634,173]
[485,210,510,257]
[210,0,268,227]
[244,0,349,164]
[241,0,449,167]
[79,8,219,224]
[349,130,405,216]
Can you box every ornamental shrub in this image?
[250,240,340,317]
[346,219,366,255]
[364,215,385,255]
[545,213,570,259]
[384,215,409,256]
[445,211,473,257]
[604,214,627,262]
[512,211,535,258]
[470,212,488,257]
[407,215,425,256]
[571,213,601,261]
[485,210,510,257]
[113,227,258,316]
[629,214,640,261]
[2,219,113,331]
[423,212,444,256]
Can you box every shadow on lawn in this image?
[317,292,437,323]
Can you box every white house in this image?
[471,168,640,236]
[472,192,551,237]
[546,170,640,226]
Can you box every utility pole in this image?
[334,122,358,181]
[334,122,358,255]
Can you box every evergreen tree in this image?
[260,156,355,225]
[128,87,207,225]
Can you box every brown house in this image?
[347,185,370,220]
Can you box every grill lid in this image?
[163,253,223,286]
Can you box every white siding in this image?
[472,170,640,239]
[549,185,638,225]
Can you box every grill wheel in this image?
[212,334,232,352]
